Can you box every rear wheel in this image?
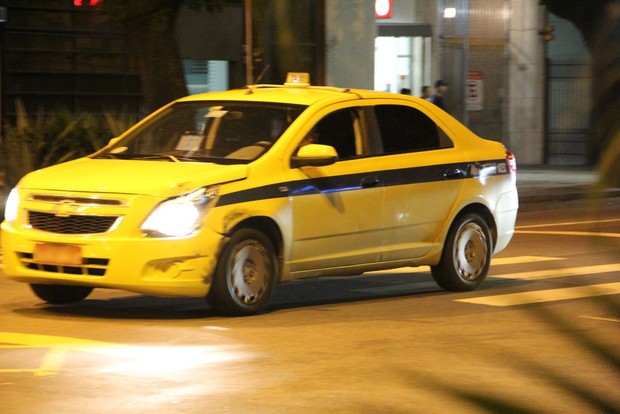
[30,284,93,304]
[431,213,492,291]
[208,228,278,316]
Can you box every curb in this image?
[517,184,620,205]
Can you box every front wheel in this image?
[208,228,278,316]
[30,284,93,304]
[431,213,492,291]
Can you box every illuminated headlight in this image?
[4,187,19,223]
[141,187,218,237]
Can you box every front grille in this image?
[30,194,124,206]
[28,211,119,234]
[18,252,109,276]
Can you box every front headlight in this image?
[141,187,218,237]
[4,187,20,223]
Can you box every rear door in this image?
[371,103,466,261]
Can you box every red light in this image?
[74,0,102,6]
[375,0,392,19]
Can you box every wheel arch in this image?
[450,202,497,248]
[228,216,284,267]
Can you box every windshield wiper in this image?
[93,153,177,161]
[94,153,239,164]
[122,154,183,162]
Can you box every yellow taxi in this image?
[1,73,518,315]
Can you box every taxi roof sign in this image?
[285,72,310,87]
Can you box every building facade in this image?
[329,0,591,166]
[0,0,142,118]
[0,0,591,166]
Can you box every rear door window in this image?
[374,105,453,154]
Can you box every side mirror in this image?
[291,144,339,168]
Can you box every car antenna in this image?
[254,64,271,84]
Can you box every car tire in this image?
[208,228,278,316]
[431,213,492,291]
[30,284,93,304]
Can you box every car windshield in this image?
[94,101,306,164]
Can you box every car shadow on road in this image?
[12,271,526,320]
[268,271,524,310]
[14,294,214,320]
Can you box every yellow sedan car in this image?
[1,74,518,315]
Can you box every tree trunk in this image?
[544,0,620,186]
[120,4,188,113]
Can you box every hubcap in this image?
[454,222,488,281]
[228,240,271,305]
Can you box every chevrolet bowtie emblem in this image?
[52,199,78,217]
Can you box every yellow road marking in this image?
[516,230,620,238]
[491,263,620,280]
[0,332,250,378]
[36,348,67,377]
[0,332,127,377]
[457,282,620,307]
[0,332,128,352]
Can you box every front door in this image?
[287,107,385,274]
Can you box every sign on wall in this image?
[466,71,484,111]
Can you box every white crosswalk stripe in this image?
[457,282,620,307]
[463,256,620,307]
[491,256,563,265]
[491,263,620,280]
[365,256,563,275]
[364,256,619,306]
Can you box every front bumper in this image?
[1,222,223,298]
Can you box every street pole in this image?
[0,6,7,149]
[462,0,469,126]
[244,0,253,85]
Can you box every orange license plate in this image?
[33,244,83,266]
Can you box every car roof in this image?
[176,85,412,107]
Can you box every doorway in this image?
[375,35,431,97]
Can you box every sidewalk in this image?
[517,165,620,204]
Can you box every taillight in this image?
[506,151,517,175]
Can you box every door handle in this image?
[443,168,467,179]
[361,175,381,188]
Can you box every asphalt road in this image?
[1,197,619,414]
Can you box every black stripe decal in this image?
[215,159,508,207]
